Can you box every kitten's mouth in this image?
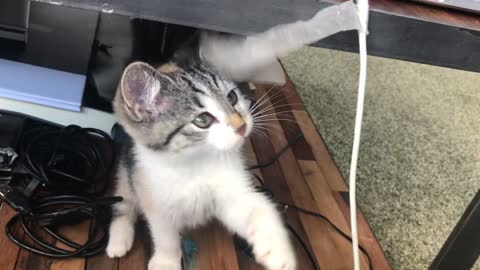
[236,124,247,137]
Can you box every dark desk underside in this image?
[36,0,480,73]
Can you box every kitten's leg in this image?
[143,214,182,270]
[217,188,296,270]
[106,167,138,258]
[135,181,181,270]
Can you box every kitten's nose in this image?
[236,124,247,136]
[228,113,246,136]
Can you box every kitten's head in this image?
[114,61,253,152]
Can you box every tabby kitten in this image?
[106,60,296,270]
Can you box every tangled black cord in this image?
[19,125,113,195]
[2,123,122,258]
[6,195,122,258]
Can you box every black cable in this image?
[6,195,122,258]
[247,133,304,170]
[253,174,265,187]
[0,119,121,258]
[18,125,114,196]
[286,223,321,270]
[284,203,373,270]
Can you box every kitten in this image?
[106,59,296,270]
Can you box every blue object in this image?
[182,238,198,270]
[0,59,86,111]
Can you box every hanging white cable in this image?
[350,0,369,269]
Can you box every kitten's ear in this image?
[120,62,168,121]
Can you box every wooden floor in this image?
[0,75,391,270]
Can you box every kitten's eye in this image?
[227,90,238,106]
[192,112,215,128]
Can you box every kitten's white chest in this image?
[136,145,246,229]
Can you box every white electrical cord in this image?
[350,0,369,270]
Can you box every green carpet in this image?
[281,47,480,270]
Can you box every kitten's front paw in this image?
[106,217,135,258]
[248,226,297,270]
[148,255,181,270]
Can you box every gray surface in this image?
[0,2,98,74]
[37,0,329,34]
[281,46,480,270]
[36,0,480,74]
[0,0,29,30]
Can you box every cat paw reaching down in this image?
[249,225,296,270]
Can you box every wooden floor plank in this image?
[85,250,118,270]
[298,161,351,234]
[188,229,210,270]
[118,221,149,270]
[0,205,23,270]
[49,221,89,270]
[272,73,349,192]
[260,81,349,193]
[236,252,264,270]
[334,192,392,270]
[294,110,350,192]
[243,138,264,186]
[189,221,239,270]
[253,85,370,270]
[251,85,329,270]
[249,132,316,270]
[14,226,54,270]
[277,77,306,113]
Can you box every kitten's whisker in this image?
[255,118,299,124]
[254,113,296,120]
[250,86,303,116]
[251,128,269,139]
[251,101,281,117]
[254,121,282,127]
[250,91,284,115]
[251,104,304,118]
[259,87,300,108]
[256,126,287,141]
[254,102,304,113]
[253,112,299,121]
[254,109,304,117]
[249,86,277,113]
[251,92,289,114]
[253,123,276,130]
[254,124,283,132]
[253,125,278,135]
[252,124,288,141]
[250,87,288,114]
[254,125,284,134]
[263,88,289,103]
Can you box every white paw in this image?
[148,255,182,270]
[106,217,135,258]
[248,226,297,270]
